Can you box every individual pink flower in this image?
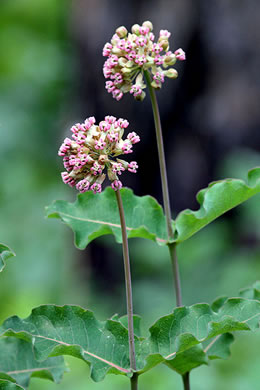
[111,180,123,191]
[58,116,140,193]
[175,48,186,61]
[102,21,186,101]
[76,178,90,193]
[128,161,138,173]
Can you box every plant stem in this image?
[182,372,190,390]
[131,373,138,390]
[144,70,183,307]
[115,189,137,373]
[168,243,182,306]
[144,70,174,240]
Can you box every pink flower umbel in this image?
[103,21,185,101]
[59,116,140,193]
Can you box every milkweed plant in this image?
[0,21,260,390]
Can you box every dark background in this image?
[0,1,259,389]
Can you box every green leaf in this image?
[0,338,67,389]
[0,306,135,382]
[240,281,260,300]
[174,167,260,243]
[1,297,260,380]
[146,297,260,374]
[46,187,172,248]
[0,380,24,390]
[0,244,15,272]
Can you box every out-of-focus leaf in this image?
[0,338,67,389]
[0,380,24,390]
[46,187,172,248]
[174,168,260,243]
[0,244,15,273]
[239,281,260,300]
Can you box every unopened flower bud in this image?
[164,53,176,66]
[159,39,169,51]
[165,68,178,79]
[142,21,153,31]
[131,24,141,35]
[118,57,128,67]
[116,26,128,38]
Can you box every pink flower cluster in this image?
[103,21,185,101]
[59,116,140,193]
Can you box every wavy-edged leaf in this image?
[240,281,260,300]
[0,244,15,273]
[174,167,260,243]
[0,380,24,390]
[46,187,172,248]
[0,305,136,382]
[0,338,67,389]
[1,298,260,380]
[145,297,260,374]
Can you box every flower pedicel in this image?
[58,116,140,193]
[103,21,186,101]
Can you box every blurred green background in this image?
[0,0,259,389]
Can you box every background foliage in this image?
[0,0,259,389]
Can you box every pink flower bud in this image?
[122,142,133,154]
[153,71,165,85]
[107,131,119,143]
[76,178,90,193]
[152,43,163,54]
[112,89,123,101]
[99,121,111,132]
[105,115,117,124]
[160,29,171,38]
[135,36,147,47]
[135,55,147,66]
[90,161,103,175]
[128,161,138,173]
[117,118,129,128]
[58,138,72,156]
[90,183,102,194]
[139,26,150,35]
[127,132,140,144]
[105,81,115,93]
[111,180,123,191]
[103,42,112,57]
[112,162,125,175]
[154,55,164,65]
[130,84,142,97]
[72,132,86,144]
[174,48,186,61]
[61,172,76,187]
[94,138,106,150]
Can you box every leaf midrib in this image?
[33,334,130,373]
[58,211,166,243]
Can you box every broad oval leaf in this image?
[0,338,67,390]
[145,297,260,374]
[0,306,135,382]
[174,167,260,243]
[46,187,172,248]
[0,380,24,390]
[0,244,15,273]
[1,298,260,380]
